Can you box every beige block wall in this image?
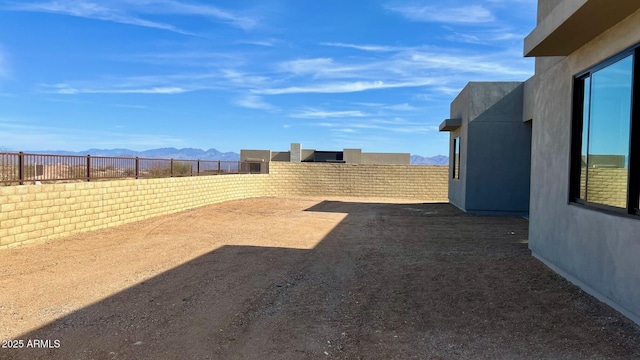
[1,164,448,249]
[266,162,448,200]
[580,168,628,208]
[0,175,270,249]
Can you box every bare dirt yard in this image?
[1,197,639,359]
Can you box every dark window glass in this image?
[453,137,460,180]
[572,50,637,214]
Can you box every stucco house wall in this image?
[527,0,640,324]
[444,82,530,216]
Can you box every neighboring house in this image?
[439,82,531,216]
[241,143,410,165]
[442,0,640,325]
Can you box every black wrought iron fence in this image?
[0,152,269,185]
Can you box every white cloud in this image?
[111,104,148,109]
[291,110,368,119]
[320,42,401,52]
[4,1,195,35]
[139,0,257,30]
[0,119,185,151]
[255,79,439,95]
[447,29,524,45]
[221,69,270,88]
[278,58,335,75]
[307,116,439,135]
[240,38,281,47]
[269,46,532,96]
[126,51,243,67]
[234,94,276,110]
[405,51,531,77]
[45,83,188,95]
[384,103,417,111]
[385,4,495,24]
[333,128,357,133]
[3,0,257,35]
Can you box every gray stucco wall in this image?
[537,0,564,23]
[361,153,410,165]
[466,83,530,215]
[271,151,290,162]
[448,82,530,215]
[240,150,271,162]
[528,7,640,324]
[344,149,362,164]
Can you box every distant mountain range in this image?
[30,147,448,165]
[36,147,241,161]
[410,155,449,165]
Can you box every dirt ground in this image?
[1,197,639,360]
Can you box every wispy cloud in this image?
[385,4,495,24]
[291,109,368,119]
[222,69,270,88]
[111,104,148,109]
[446,29,524,45]
[139,0,258,30]
[234,94,277,110]
[2,0,257,35]
[240,38,281,47]
[355,102,417,111]
[383,103,417,111]
[0,118,185,151]
[277,58,335,75]
[4,1,194,35]
[310,117,438,135]
[405,51,530,77]
[255,79,439,95]
[44,83,189,95]
[125,51,243,67]
[320,42,402,52]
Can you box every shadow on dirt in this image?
[4,201,640,359]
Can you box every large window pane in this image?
[586,55,633,208]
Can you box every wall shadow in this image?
[3,201,639,359]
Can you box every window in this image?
[453,136,460,180]
[571,46,640,215]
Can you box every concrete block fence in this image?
[0,163,448,249]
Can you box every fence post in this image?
[217,160,221,174]
[86,155,91,182]
[197,160,200,176]
[135,157,139,179]
[18,152,24,185]
[170,158,174,177]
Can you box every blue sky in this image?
[0,0,536,156]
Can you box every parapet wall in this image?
[0,164,448,249]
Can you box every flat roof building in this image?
[241,143,411,165]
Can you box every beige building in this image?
[241,143,410,165]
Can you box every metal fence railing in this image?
[0,152,269,185]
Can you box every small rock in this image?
[134,341,143,346]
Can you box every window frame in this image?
[569,44,640,217]
[453,136,460,180]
